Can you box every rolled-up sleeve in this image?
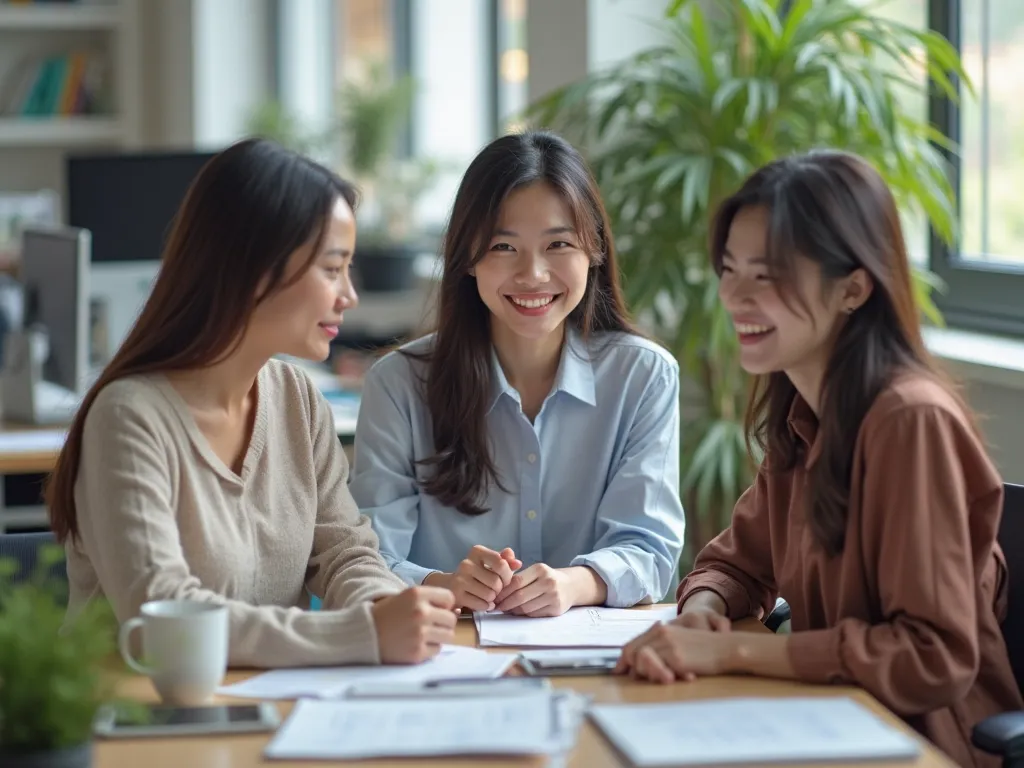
[675,467,778,621]
[349,362,435,586]
[571,366,686,606]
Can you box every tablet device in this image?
[93,702,280,739]
[518,649,621,677]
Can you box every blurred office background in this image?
[0,0,1021,549]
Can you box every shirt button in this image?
[526,509,537,520]
[527,453,537,464]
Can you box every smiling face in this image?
[471,182,591,347]
[718,205,869,393]
[248,196,358,361]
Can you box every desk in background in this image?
[96,614,954,768]
[0,379,361,532]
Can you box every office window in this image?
[871,0,930,265]
[335,0,395,83]
[409,0,491,229]
[497,0,528,132]
[930,0,1024,334]
[323,0,492,231]
[958,0,1024,264]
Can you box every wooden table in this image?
[0,417,356,531]
[96,616,954,768]
[0,421,64,475]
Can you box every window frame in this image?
[273,0,504,155]
[928,0,1024,336]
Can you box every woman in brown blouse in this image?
[616,150,1022,766]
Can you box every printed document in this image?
[588,697,921,765]
[475,605,677,647]
[264,690,585,760]
[217,645,516,700]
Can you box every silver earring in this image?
[846,306,855,315]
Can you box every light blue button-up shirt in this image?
[348,330,686,607]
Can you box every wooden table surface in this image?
[96,614,954,768]
[0,422,64,475]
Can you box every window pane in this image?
[497,0,528,132]
[959,0,1024,265]
[872,0,929,267]
[336,0,393,84]
[332,0,491,233]
[411,0,490,229]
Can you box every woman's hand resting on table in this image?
[371,586,457,664]
[423,547,607,618]
[494,564,581,617]
[615,591,734,683]
[423,545,522,612]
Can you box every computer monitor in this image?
[65,150,217,361]
[1,226,90,424]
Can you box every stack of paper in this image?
[475,605,677,647]
[263,688,589,761]
[588,697,921,766]
[217,645,517,700]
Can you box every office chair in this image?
[0,530,65,586]
[971,482,1024,767]
[765,597,791,632]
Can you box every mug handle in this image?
[118,618,156,676]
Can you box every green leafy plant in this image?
[0,546,119,756]
[526,0,969,563]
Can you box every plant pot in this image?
[354,242,420,293]
[0,742,93,768]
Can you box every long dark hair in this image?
[710,149,968,556]
[408,130,636,516]
[48,138,358,544]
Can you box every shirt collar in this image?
[787,392,823,468]
[487,328,597,413]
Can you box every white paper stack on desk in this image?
[217,644,517,700]
[263,681,589,762]
[588,697,921,766]
[475,605,677,647]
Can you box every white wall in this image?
[278,0,333,141]
[587,0,666,71]
[942,372,1024,483]
[192,0,274,149]
[412,0,490,227]
[525,0,589,103]
[139,0,194,148]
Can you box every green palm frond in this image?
[525,0,969,560]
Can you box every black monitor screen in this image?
[66,151,217,263]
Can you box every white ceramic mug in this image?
[118,600,229,705]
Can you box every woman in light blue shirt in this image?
[350,131,686,617]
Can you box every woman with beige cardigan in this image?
[46,139,457,668]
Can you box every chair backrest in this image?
[0,531,65,587]
[999,482,1024,695]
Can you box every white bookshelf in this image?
[0,0,141,172]
[0,115,122,145]
[0,3,121,30]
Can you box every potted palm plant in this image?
[0,546,118,768]
[526,0,968,564]
[248,61,439,293]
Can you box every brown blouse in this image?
[677,373,1022,767]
